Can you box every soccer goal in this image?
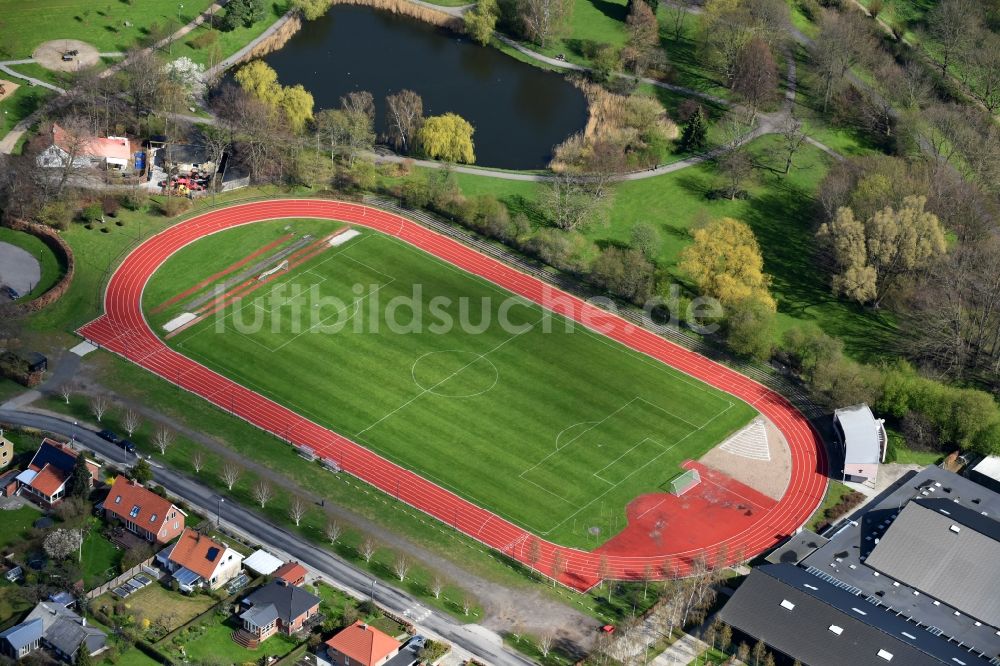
[668,468,701,496]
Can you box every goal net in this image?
[668,468,701,496]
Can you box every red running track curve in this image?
[79,200,828,591]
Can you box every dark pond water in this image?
[262,5,589,169]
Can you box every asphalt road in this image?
[0,408,533,666]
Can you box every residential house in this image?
[0,431,12,470]
[156,528,243,591]
[273,561,308,587]
[0,619,42,660]
[235,580,321,647]
[101,476,186,544]
[14,438,100,508]
[0,601,107,663]
[37,123,131,171]
[324,621,402,666]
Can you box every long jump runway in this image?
[78,199,828,591]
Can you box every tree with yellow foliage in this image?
[280,84,314,133]
[234,60,281,108]
[817,195,946,307]
[678,217,775,311]
[418,113,476,164]
[235,61,314,133]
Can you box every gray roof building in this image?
[864,498,1000,628]
[801,466,1000,659]
[719,564,993,666]
[24,600,106,662]
[834,404,887,482]
[242,580,321,626]
[0,618,43,659]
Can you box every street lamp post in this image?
[217,496,225,526]
[369,578,376,602]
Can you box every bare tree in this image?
[384,90,423,153]
[58,383,74,405]
[89,394,110,423]
[221,462,243,490]
[776,115,807,175]
[49,116,95,196]
[430,575,445,599]
[288,495,308,526]
[927,0,980,76]
[598,555,614,602]
[252,480,274,508]
[518,0,572,48]
[360,536,378,563]
[462,595,474,616]
[666,0,691,40]
[550,551,566,587]
[192,450,205,474]
[642,563,655,600]
[152,426,174,455]
[341,90,375,122]
[325,519,343,544]
[811,11,875,111]
[393,554,411,581]
[538,631,555,658]
[122,408,142,437]
[731,37,778,122]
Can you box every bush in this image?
[187,30,219,49]
[122,190,149,211]
[80,203,103,224]
[102,195,121,217]
[36,200,75,229]
[160,197,192,217]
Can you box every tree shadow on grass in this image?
[585,0,628,23]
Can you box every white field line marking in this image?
[592,437,665,485]
[354,314,550,437]
[540,401,734,535]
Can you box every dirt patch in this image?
[698,417,792,501]
[0,79,19,103]
[32,39,100,72]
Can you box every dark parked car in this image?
[2,286,20,300]
[118,439,136,454]
[97,429,121,445]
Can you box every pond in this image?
[262,5,589,170]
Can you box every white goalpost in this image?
[668,468,702,496]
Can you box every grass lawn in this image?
[885,429,942,466]
[81,528,122,590]
[103,648,162,666]
[5,62,74,89]
[0,83,54,138]
[807,479,856,532]
[0,0,217,59]
[0,227,65,300]
[96,583,217,639]
[0,581,31,627]
[178,2,291,68]
[166,614,299,664]
[689,646,729,664]
[451,134,898,361]
[0,506,41,551]
[148,222,755,547]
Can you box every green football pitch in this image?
[146,219,756,548]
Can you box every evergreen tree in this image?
[679,107,708,153]
[68,455,92,499]
[132,459,153,485]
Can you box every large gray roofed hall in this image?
[864,498,1000,628]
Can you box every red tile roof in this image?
[167,529,230,580]
[104,477,179,529]
[273,561,307,586]
[325,621,401,666]
[29,464,68,497]
[51,123,131,161]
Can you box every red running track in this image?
[79,200,828,591]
